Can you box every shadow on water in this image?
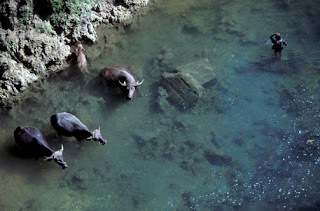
[84,70,140,110]
[0,137,52,179]
[148,81,164,114]
[236,54,297,75]
[237,50,320,75]
[44,66,131,118]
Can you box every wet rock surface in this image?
[175,58,217,86]
[0,27,71,108]
[152,48,220,112]
[150,45,223,112]
[161,72,203,111]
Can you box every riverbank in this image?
[0,0,162,112]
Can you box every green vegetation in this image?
[19,6,33,24]
[35,22,54,35]
[48,0,99,28]
[0,0,102,31]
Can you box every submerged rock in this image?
[203,149,232,166]
[176,58,216,86]
[181,8,218,36]
[161,72,203,111]
[155,87,171,113]
[64,169,91,190]
[152,47,176,74]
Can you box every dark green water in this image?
[0,0,319,210]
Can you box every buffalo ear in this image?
[43,155,53,161]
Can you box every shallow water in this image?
[0,0,320,210]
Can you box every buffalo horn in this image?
[119,80,127,86]
[135,79,144,86]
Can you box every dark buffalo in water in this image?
[99,66,144,100]
[14,126,68,169]
[51,112,107,145]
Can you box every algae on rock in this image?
[176,58,217,86]
[161,72,204,111]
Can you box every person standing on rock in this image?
[76,44,88,73]
[270,32,288,59]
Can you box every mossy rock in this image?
[176,58,216,86]
[161,72,203,111]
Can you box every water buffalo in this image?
[76,44,88,73]
[51,112,107,145]
[99,66,144,100]
[14,126,68,169]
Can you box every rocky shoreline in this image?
[0,0,160,111]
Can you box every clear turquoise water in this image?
[0,0,319,210]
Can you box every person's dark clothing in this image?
[270,35,287,52]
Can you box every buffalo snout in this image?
[98,137,107,145]
[55,156,68,169]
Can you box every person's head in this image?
[275,33,281,40]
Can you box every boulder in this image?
[0,27,71,109]
[0,27,71,75]
[0,53,39,94]
[175,58,216,86]
[161,72,203,111]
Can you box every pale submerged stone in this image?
[176,58,216,86]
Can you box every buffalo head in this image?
[119,79,144,100]
[87,127,107,145]
[44,145,68,169]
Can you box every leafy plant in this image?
[45,0,101,31]
[35,23,53,35]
